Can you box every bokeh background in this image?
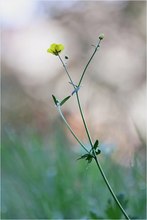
[1,0,146,219]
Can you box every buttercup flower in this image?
[47,43,64,55]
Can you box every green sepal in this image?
[60,96,71,106]
[93,139,99,150]
[52,95,59,106]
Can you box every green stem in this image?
[75,92,93,148]
[78,39,101,87]
[94,156,130,220]
[76,40,131,219]
[57,46,130,220]
[58,54,75,88]
[57,106,89,153]
[58,55,93,147]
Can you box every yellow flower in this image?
[47,43,64,55]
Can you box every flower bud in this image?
[99,33,104,40]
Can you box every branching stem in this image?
[56,39,131,220]
[57,106,89,153]
[94,155,130,220]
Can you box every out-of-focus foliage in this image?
[1,125,146,219]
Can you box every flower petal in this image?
[47,48,53,53]
[47,43,64,55]
[57,44,64,52]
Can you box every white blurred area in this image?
[0,0,36,27]
[1,0,146,166]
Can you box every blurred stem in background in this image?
[54,36,131,219]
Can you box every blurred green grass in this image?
[1,124,146,219]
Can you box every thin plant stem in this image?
[75,92,93,148]
[78,39,101,87]
[58,54,76,88]
[94,156,130,220]
[57,106,89,153]
[76,40,130,219]
[75,87,130,220]
[57,45,131,220]
[57,55,94,148]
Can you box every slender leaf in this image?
[60,96,71,106]
[77,154,89,160]
[52,95,59,106]
[93,139,99,150]
[78,153,93,164]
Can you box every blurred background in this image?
[1,0,146,219]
